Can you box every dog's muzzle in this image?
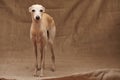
[36,16,40,20]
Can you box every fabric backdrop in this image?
[0,0,120,79]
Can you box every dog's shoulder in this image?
[43,13,53,20]
[42,13,54,25]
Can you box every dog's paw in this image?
[40,73,44,77]
[34,74,39,77]
[33,70,39,77]
[51,67,56,72]
[50,63,55,72]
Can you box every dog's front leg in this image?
[33,41,38,76]
[40,45,45,77]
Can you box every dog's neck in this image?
[31,20,46,31]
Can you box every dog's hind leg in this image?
[48,26,56,71]
[49,41,55,72]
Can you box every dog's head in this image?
[29,4,45,21]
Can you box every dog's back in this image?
[42,13,56,43]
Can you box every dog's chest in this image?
[30,25,47,42]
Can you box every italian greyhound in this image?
[29,4,56,77]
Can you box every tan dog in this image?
[29,4,56,77]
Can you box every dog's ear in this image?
[42,6,45,12]
[29,6,32,12]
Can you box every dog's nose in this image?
[36,16,40,20]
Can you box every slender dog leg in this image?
[43,47,46,69]
[33,41,38,76]
[40,47,46,69]
[40,46,45,76]
[49,42,55,71]
[48,26,56,71]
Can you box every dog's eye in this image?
[32,10,35,12]
[40,10,43,12]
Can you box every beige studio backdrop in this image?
[0,0,120,78]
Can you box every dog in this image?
[29,4,56,77]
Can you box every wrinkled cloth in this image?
[0,0,120,80]
[42,69,120,80]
